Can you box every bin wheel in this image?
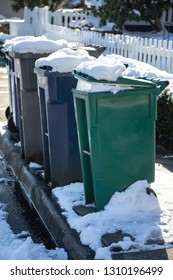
[7,113,19,133]
[5,106,11,119]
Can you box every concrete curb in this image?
[0,127,94,260]
[1,126,173,260]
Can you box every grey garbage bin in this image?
[9,51,52,164]
[34,66,83,186]
[1,49,19,132]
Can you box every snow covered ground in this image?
[0,200,67,260]
[52,167,173,260]
[0,31,173,260]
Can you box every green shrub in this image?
[156,89,173,153]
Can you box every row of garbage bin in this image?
[1,35,169,211]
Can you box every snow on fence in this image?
[9,6,173,74]
[49,8,86,26]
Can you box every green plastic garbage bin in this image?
[72,70,169,211]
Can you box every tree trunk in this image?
[154,17,163,32]
[148,18,163,32]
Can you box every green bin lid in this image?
[73,69,168,89]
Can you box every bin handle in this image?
[156,81,169,95]
[137,77,169,94]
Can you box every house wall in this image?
[0,1,23,18]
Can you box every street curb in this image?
[0,127,95,260]
[1,126,173,260]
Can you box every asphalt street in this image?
[0,148,53,247]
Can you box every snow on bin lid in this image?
[75,59,126,81]
[99,53,173,81]
[35,47,95,73]
[3,35,69,54]
[73,59,159,92]
[3,35,36,51]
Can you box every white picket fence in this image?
[9,6,173,74]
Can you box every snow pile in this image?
[0,203,67,260]
[75,59,126,81]
[104,181,160,216]
[97,54,173,84]
[35,48,95,72]
[3,35,37,51]
[75,53,173,82]
[52,180,173,260]
[3,35,69,54]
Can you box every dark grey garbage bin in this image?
[1,49,19,132]
[10,51,51,164]
[34,66,83,186]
